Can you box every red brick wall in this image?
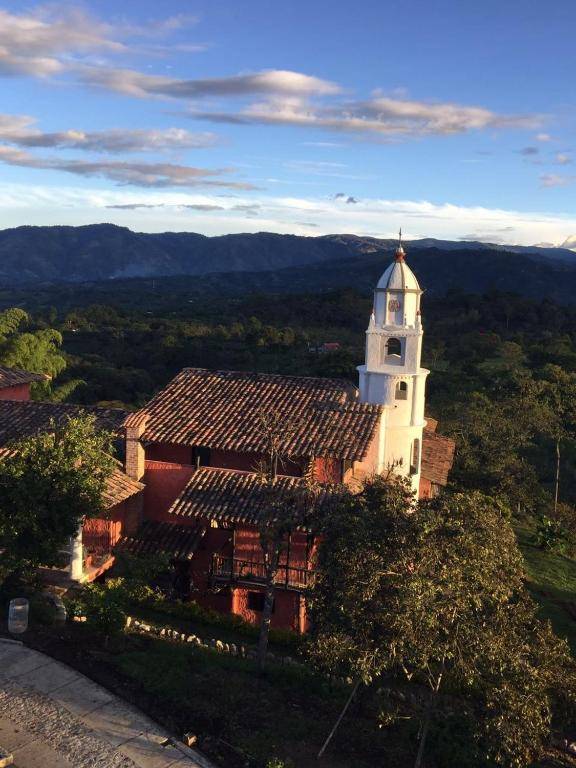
[143,460,195,521]
[419,476,432,499]
[233,526,309,570]
[210,449,260,472]
[210,449,303,476]
[146,443,192,465]
[231,587,305,632]
[82,517,122,550]
[0,383,31,401]
[314,457,342,483]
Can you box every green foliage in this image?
[535,515,569,552]
[80,578,131,637]
[137,592,302,650]
[0,307,65,376]
[309,477,576,767]
[0,415,115,583]
[76,557,163,638]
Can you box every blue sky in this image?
[0,0,575,244]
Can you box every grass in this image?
[129,599,301,657]
[516,524,576,653]
[106,636,378,768]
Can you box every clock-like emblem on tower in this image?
[388,298,401,312]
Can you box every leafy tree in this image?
[0,415,115,585]
[538,365,576,514]
[309,477,576,767]
[254,409,319,674]
[0,307,83,401]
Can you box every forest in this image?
[3,279,576,765]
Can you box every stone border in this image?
[125,616,303,668]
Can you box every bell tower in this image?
[357,231,429,492]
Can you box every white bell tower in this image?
[357,231,429,493]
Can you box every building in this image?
[114,239,455,631]
[0,239,455,627]
[0,396,143,585]
[0,366,48,401]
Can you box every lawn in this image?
[516,524,576,654]
[90,632,385,768]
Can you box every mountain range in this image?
[1,223,576,287]
[2,224,576,305]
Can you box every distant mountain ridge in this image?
[0,223,575,286]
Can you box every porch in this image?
[211,554,315,591]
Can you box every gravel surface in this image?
[0,679,136,768]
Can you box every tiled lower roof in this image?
[103,467,144,508]
[0,447,141,510]
[168,466,332,526]
[0,400,127,445]
[421,429,455,487]
[134,368,381,461]
[0,365,48,389]
[115,520,206,560]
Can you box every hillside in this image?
[0,223,575,286]
[5,244,576,313]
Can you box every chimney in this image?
[124,411,148,481]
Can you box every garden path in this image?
[0,639,216,768]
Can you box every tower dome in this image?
[376,231,420,291]
[376,255,420,291]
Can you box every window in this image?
[247,591,274,613]
[411,438,420,475]
[395,381,408,400]
[386,337,402,357]
[192,446,211,467]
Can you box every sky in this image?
[0,0,575,245]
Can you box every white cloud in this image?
[556,153,572,165]
[0,6,125,77]
[0,115,218,153]
[0,6,202,78]
[0,146,254,189]
[0,184,575,246]
[191,95,539,138]
[540,173,575,188]
[80,67,340,99]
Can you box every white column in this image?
[69,522,84,582]
[411,375,420,426]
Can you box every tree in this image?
[309,477,576,767]
[254,409,319,674]
[0,415,115,585]
[0,307,84,402]
[538,365,576,514]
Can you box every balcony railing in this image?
[211,555,315,591]
[82,530,115,557]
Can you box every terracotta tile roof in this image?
[421,429,455,487]
[0,366,48,389]
[103,466,144,508]
[424,416,438,433]
[115,520,206,560]
[0,447,141,510]
[0,400,127,445]
[169,466,333,526]
[135,368,381,461]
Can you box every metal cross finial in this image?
[399,228,402,248]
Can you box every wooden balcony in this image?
[211,555,315,591]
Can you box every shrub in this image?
[77,578,130,638]
[139,594,303,650]
[535,515,569,552]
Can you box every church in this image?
[0,239,455,632]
